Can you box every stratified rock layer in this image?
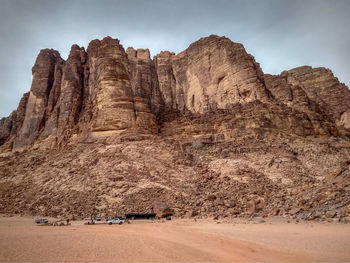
[87,37,136,131]
[86,37,157,134]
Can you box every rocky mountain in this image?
[0,35,349,221]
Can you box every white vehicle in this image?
[107,218,125,225]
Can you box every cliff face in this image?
[13,49,63,148]
[282,66,350,129]
[1,35,350,220]
[170,36,270,112]
[1,35,349,150]
[153,36,269,113]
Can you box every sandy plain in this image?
[0,215,349,262]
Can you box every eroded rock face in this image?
[40,45,87,146]
[13,49,63,148]
[86,37,135,131]
[169,35,270,113]
[12,92,30,135]
[153,36,270,114]
[126,47,153,100]
[40,61,63,140]
[126,47,162,124]
[0,114,13,146]
[57,45,86,136]
[263,74,337,136]
[154,51,176,111]
[0,92,30,147]
[0,35,349,151]
[86,37,157,133]
[281,66,350,129]
[1,35,350,221]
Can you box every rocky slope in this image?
[0,35,349,221]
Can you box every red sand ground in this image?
[0,215,349,262]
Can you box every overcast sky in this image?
[0,0,349,118]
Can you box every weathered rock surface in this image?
[154,51,176,111]
[263,73,337,136]
[41,44,86,143]
[0,35,349,221]
[125,47,161,128]
[126,48,153,103]
[281,66,350,129]
[86,37,157,134]
[2,35,349,150]
[171,35,270,113]
[86,37,136,132]
[0,92,29,147]
[1,133,349,221]
[11,92,30,136]
[0,113,13,146]
[13,49,63,148]
[154,35,270,114]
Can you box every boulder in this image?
[153,201,174,218]
[248,197,266,214]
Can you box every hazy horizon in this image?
[1,0,349,118]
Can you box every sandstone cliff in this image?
[0,35,350,221]
[1,35,349,150]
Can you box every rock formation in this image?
[154,51,176,111]
[1,35,349,150]
[13,49,63,148]
[0,35,350,221]
[85,37,158,135]
[170,36,270,113]
[0,113,13,146]
[282,66,350,129]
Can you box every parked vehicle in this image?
[35,218,48,224]
[95,216,101,221]
[166,216,172,220]
[107,218,125,225]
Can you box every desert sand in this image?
[0,216,349,262]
